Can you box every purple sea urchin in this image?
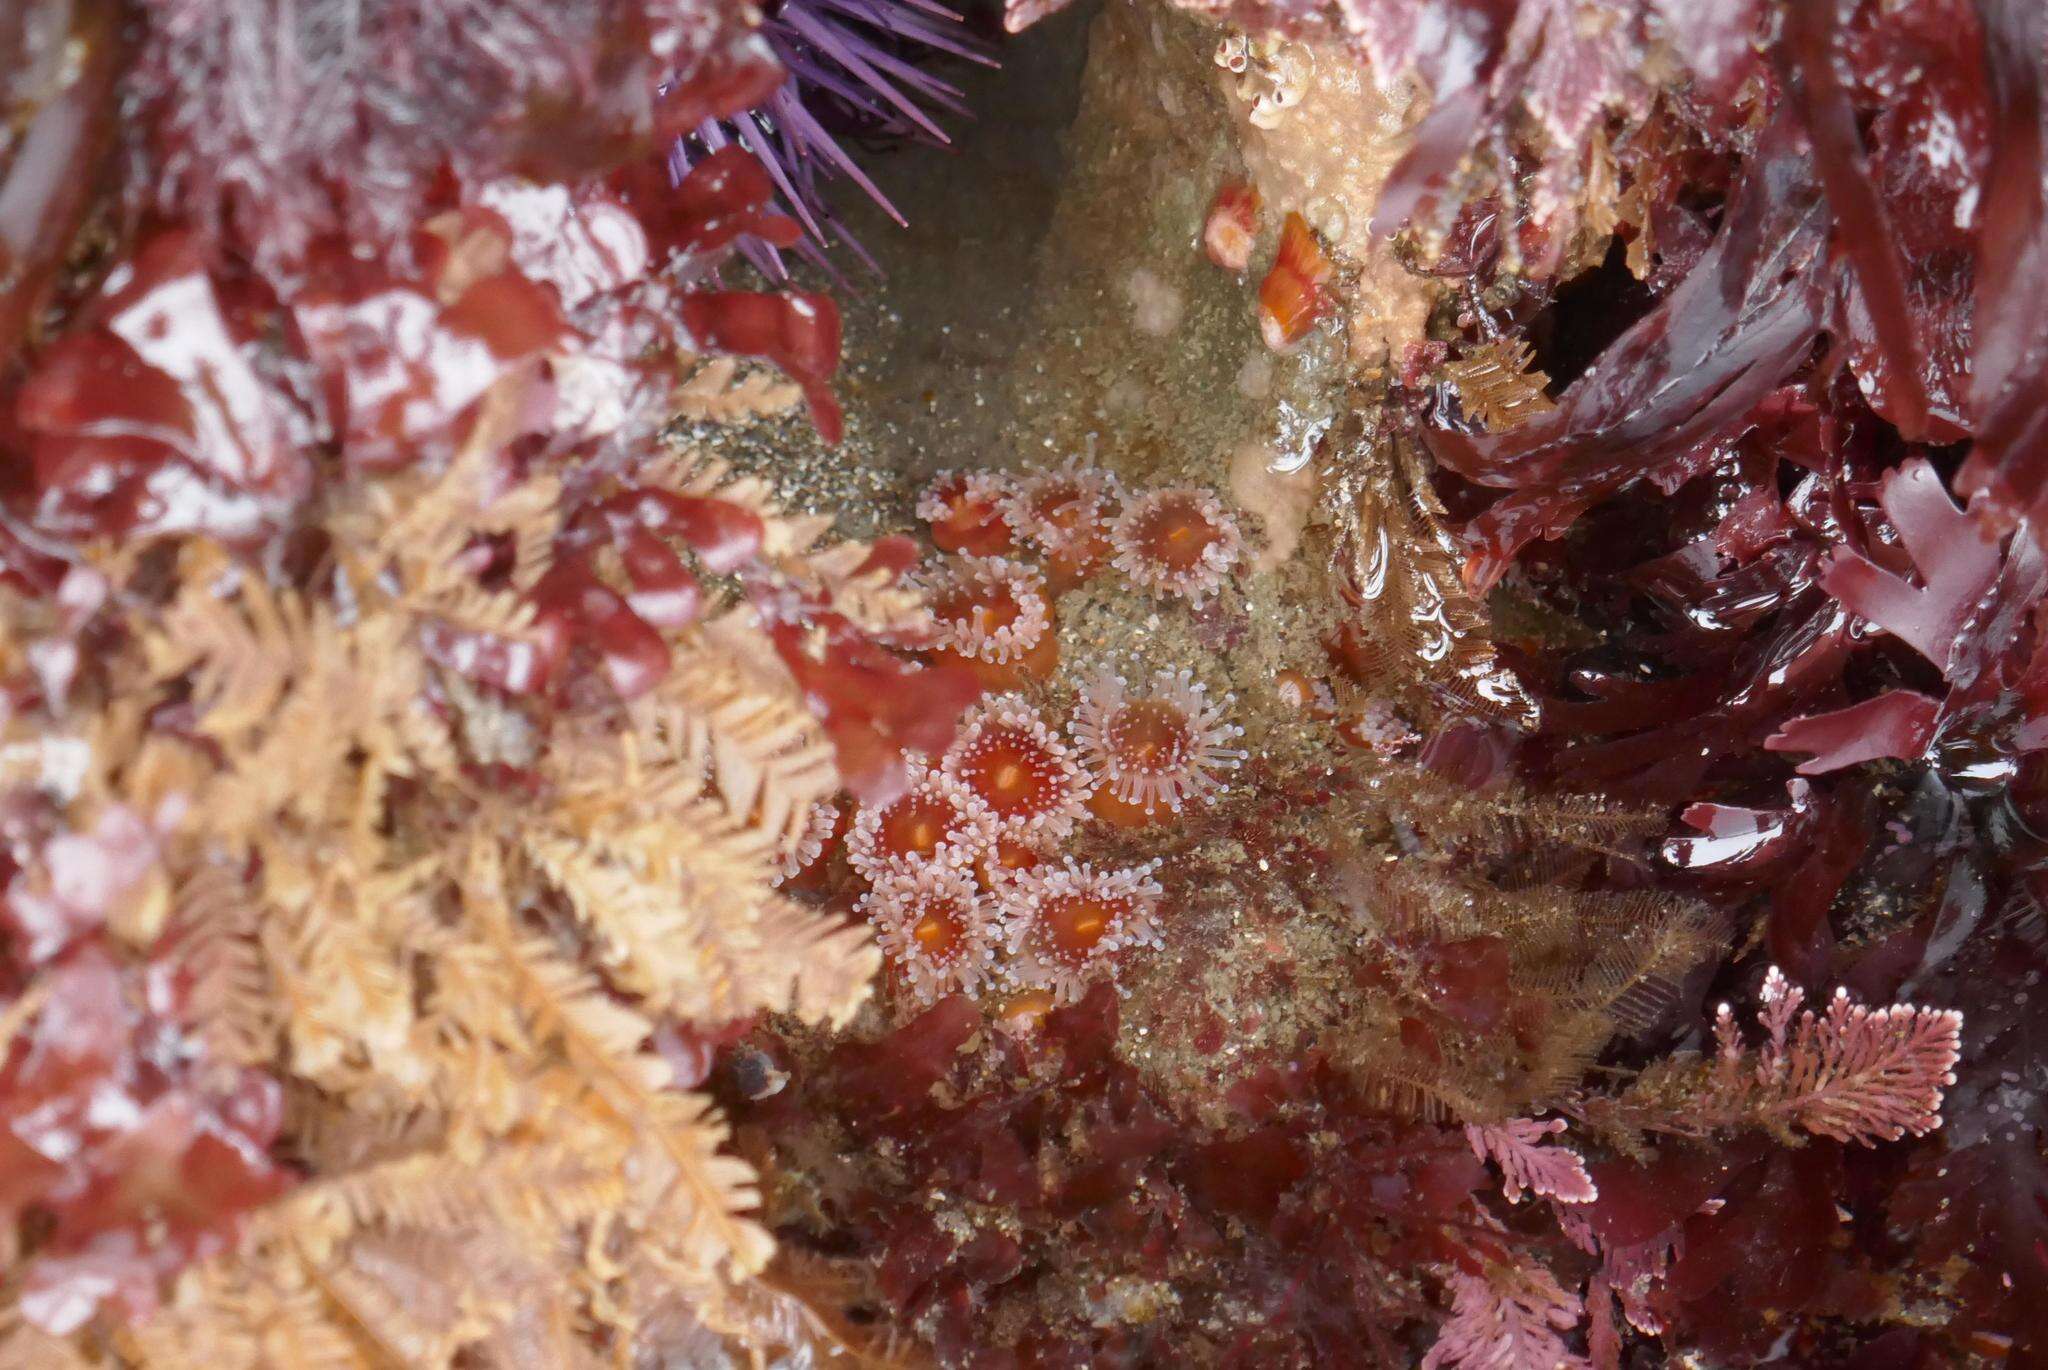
[672,0,995,277]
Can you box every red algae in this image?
[0,0,127,373]
[681,290,845,443]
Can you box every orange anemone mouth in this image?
[1103,699,1195,776]
[1041,894,1119,958]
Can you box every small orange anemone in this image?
[1070,668,1246,823]
[990,986,1059,1034]
[1258,211,1332,351]
[1003,462,1121,584]
[860,865,1000,1005]
[972,834,1046,889]
[943,696,1090,840]
[775,799,844,881]
[917,470,1018,556]
[1109,486,1244,606]
[921,555,1058,682]
[846,765,996,880]
[996,858,1164,1003]
[1203,182,1261,272]
[1273,668,1336,719]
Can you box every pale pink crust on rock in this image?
[845,763,997,881]
[917,555,1052,664]
[995,858,1165,1004]
[942,696,1091,840]
[1003,461,1122,562]
[915,469,1016,527]
[1110,487,1244,605]
[859,864,1001,1005]
[1069,668,1247,814]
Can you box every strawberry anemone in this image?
[1003,461,1122,583]
[943,696,1090,840]
[860,865,1002,1005]
[1110,486,1244,606]
[1202,181,1261,273]
[921,554,1057,681]
[776,799,843,880]
[917,470,1018,556]
[973,834,1048,889]
[845,765,996,880]
[1257,210,1333,351]
[995,858,1164,1003]
[1069,667,1247,824]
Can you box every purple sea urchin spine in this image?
[672,0,995,277]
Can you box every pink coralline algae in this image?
[1708,966,1963,1147]
[1424,1265,1589,1370]
[1465,1117,1598,1205]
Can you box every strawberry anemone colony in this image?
[814,465,1248,1011]
[0,1,2041,1369]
